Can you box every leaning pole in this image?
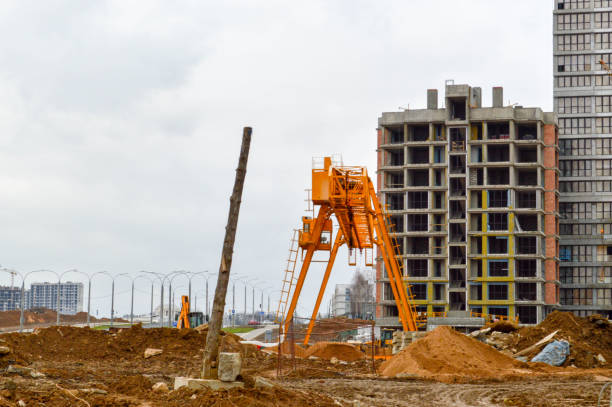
[201,127,251,379]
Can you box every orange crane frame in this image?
[280,157,419,344]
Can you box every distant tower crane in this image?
[276,157,421,344]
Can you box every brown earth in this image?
[379,326,545,381]
[0,324,374,406]
[0,323,608,406]
[485,320,519,333]
[302,342,365,362]
[294,317,373,342]
[509,311,612,368]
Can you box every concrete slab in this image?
[174,377,244,391]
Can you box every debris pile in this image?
[379,326,530,381]
[472,311,611,368]
[302,342,365,362]
[512,312,611,368]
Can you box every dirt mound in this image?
[268,341,307,358]
[0,324,243,364]
[296,317,372,342]
[380,326,530,381]
[486,320,518,333]
[303,342,365,362]
[0,309,123,329]
[510,311,611,368]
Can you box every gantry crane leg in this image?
[369,180,418,331]
[303,230,344,345]
[281,206,330,335]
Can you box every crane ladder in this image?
[275,229,300,323]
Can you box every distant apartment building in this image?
[29,282,84,315]
[0,286,27,311]
[553,0,612,318]
[331,284,351,317]
[331,282,375,319]
[376,84,559,326]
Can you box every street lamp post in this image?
[167,271,189,328]
[134,273,156,325]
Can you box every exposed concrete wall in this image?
[543,123,560,306]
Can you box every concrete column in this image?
[427,89,438,109]
[492,87,503,108]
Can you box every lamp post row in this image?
[0,269,275,332]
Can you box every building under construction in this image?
[553,0,612,319]
[376,84,559,326]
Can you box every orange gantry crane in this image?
[277,157,420,344]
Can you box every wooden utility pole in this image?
[202,127,252,379]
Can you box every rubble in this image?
[144,348,163,359]
[218,352,242,382]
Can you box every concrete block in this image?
[218,352,242,382]
[144,348,163,359]
[174,377,244,391]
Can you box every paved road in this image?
[237,326,270,341]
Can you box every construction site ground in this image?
[0,312,609,406]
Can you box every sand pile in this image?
[510,311,611,368]
[268,341,307,358]
[303,342,365,362]
[380,326,529,380]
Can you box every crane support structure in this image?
[280,157,420,343]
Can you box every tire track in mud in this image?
[282,378,605,407]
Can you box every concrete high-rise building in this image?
[553,0,612,318]
[0,286,25,311]
[376,83,559,326]
[29,282,83,315]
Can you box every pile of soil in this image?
[296,317,372,342]
[303,342,365,362]
[380,326,531,381]
[0,324,243,365]
[0,309,123,328]
[485,320,518,333]
[510,311,611,368]
[268,341,307,358]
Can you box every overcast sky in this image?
[0,1,553,319]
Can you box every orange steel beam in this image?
[281,205,330,335]
[369,179,418,331]
[303,230,345,345]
